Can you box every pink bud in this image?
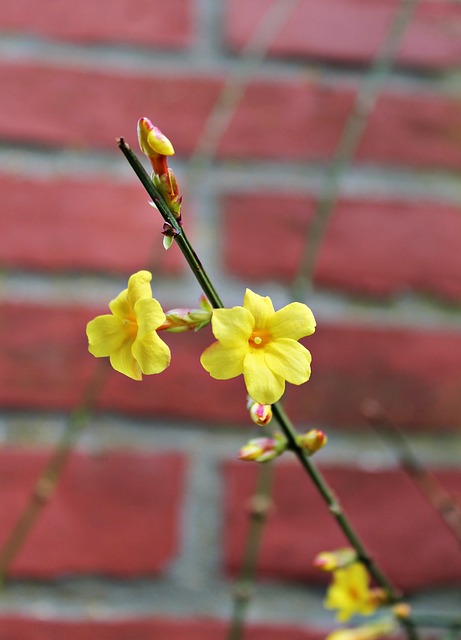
[249,402,273,426]
[313,547,357,572]
[297,429,327,454]
[239,438,278,463]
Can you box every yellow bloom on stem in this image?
[86,270,171,381]
[325,563,381,622]
[200,289,315,405]
[326,619,396,640]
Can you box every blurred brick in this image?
[0,62,221,155]
[1,303,461,430]
[225,0,461,69]
[1,62,461,169]
[224,462,461,591]
[0,450,185,578]
[358,91,461,169]
[223,193,461,301]
[0,174,182,275]
[295,324,461,430]
[0,617,326,640]
[0,0,193,48]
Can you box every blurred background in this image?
[0,0,460,638]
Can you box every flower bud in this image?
[163,305,212,332]
[249,402,273,426]
[298,429,327,455]
[239,435,286,463]
[138,117,175,158]
[393,603,411,619]
[137,117,175,176]
[154,169,182,219]
[313,547,357,572]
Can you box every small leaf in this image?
[163,235,174,250]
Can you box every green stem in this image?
[117,139,223,309]
[119,141,420,640]
[0,361,108,582]
[271,404,395,595]
[226,464,274,640]
[271,402,420,640]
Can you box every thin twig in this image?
[226,464,274,640]
[362,398,461,548]
[186,0,303,181]
[292,0,420,299]
[0,361,108,581]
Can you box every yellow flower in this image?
[200,289,315,405]
[86,270,171,380]
[326,619,396,640]
[325,563,380,622]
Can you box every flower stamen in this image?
[249,329,271,348]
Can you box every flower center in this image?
[347,585,361,602]
[123,315,138,338]
[249,329,271,349]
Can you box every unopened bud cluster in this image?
[297,429,327,454]
[239,433,287,463]
[138,117,182,225]
[163,296,213,333]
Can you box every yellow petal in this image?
[135,297,166,338]
[268,302,316,340]
[147,127,175,156]
[243,349,285,404]
[243,289,274,329]
[127,270,153,309]
[211,307,254,347]
[200,341,247,379]
[264,338,312,385]
[109,288,131,319]
[110,340,142,380]
[132,331,171,375]
[86,315,126,356]
[138,117,175,157]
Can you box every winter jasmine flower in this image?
[200,289,315,405]
[86,270,171,380]
[325,563,384,622]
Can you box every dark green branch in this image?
[119,140,420,640]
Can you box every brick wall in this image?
[0,1,460,637]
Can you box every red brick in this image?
[0,0,193,48]
[223,193,461,301]
[1,303,461,430]
[219,80,353,162]
[0,174,182,275]
[295,324,461,430]
[0,617,325,640]
[224,462,461,591]
[1,61,461,170]
[0,450,185,578]
[221,83,461,171]
[225,0,461,69]
[0,62,221,155]
[358,91,461,169]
